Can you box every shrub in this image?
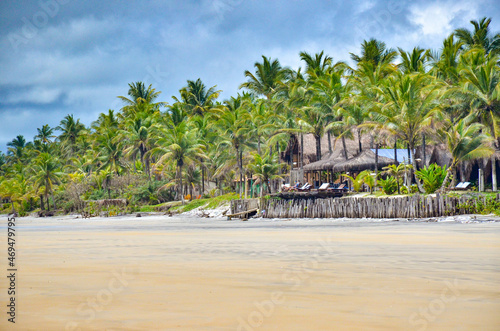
[379,177,398,195]
[415,164,447,194]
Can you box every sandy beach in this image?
[1,214,500,330]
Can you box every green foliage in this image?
[379,176,398,195]
[416,164,448,193]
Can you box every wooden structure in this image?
[257,193,498,219]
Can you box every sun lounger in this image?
[454,182,471,190]
[297,183,312,191]
[317,183,330,191]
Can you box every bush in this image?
[379,177,398,195]
[415,164,447,194]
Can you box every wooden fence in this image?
[254,194,499,219]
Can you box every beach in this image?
[1,214,500,330]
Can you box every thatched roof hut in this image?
[332,149,397,173]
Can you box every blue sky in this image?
[0,0,499,152]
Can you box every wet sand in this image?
[1,215,500,330]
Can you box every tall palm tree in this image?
[215,96,252,196]
[429,35,463,84]
[299,51,333,81]
[177,78,221,117]
[375,72,442,192]
[240,56,289,99]
[96,131,127,175]
[118,82,165,119]
[56,114,86,156]
[398,47,429,74]
[7,135,30,164]
[30,152,64,211]
[153,121,205,203]
[456,50,500,189]
[439,115,494,191]
[454,17,500,56]
[34,124,55,144]
[350,39,398,67]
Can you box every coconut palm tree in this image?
[454,17,500,56]
[177,78,221,117]
[215,96,252,197]
[439,115,494,191]
[56,114,86,157]
[96,131,127,175]
[248,151,283,200]
[30,152,64,211]
[398,47,430,74]
[118,82,165,118]
[7,135,30,164]
[34,124,55,145]
[375,72,442,192]
[456,50,500,189]
[240,56,289,99]
[350,39,398,67]
[153,121,205,203]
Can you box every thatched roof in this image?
[332,149,397,173]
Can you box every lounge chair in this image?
[317,183,330,191]
[454,182,471,190]
[297,183,312,191]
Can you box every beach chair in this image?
[317,183,330,191]
[281,183,291,192]
[454,182,471,190]
[297,183,312,191]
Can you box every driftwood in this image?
[226,208,258,220]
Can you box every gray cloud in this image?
[0,0,499,152]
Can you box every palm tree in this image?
[248,152,283,201]
[215,96,252,197]
[350,39,398,66]
[56,114,86,156]
[91,109,119,134]
[34,124,55,144]
[177,78,221,117]
[7,135,30,164]
[454,17,500,56]
[429,35,463,85]
[299,51,333,81]
[439,115,494,191]
[375,72,442,192]
[31,153,64,211]
[382,163,413,194]
[457,50,500,189]
[96,131,127,175]
[240,56,289,99]
[120,115,158,177]
[398,47,429,74]
[153,121,205,203]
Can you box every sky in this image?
[0,0,499,153]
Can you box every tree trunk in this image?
[51,190,56,211]
[327,131,332,154]
[178,164,184,205]
[422,133,426,167]
[375,143,379,190]
[10,198,15,214]
[40,194,45,211]
[409,146,424,193]
[315,134,321,162]
[394,138,398,162]
[300,131,304,169]
[201,166,205,196]
[342,136,348,160]
[492,155,497,191]
[357,128,362,154]
[239,149,243,199]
